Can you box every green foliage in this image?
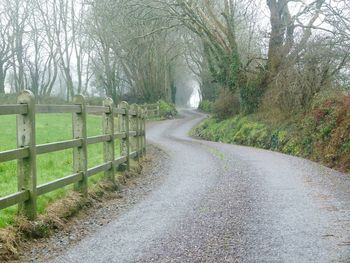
[204,41,241,93]
[198,100,214,113]
[159,100,177,118]
[299,95,350,170]
[195,115,304,156]
[195,94,350,174]
[270,130,288,150]
[239,80,264,114]
[282,139,302,156]
[194,116,274,149]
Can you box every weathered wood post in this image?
[129,104,137,160]
[142,104,146,119]
[139,108,143,157]
[143,108,146,154]
[72,95,88,196]
[136,106,141,161]
[144,104,149,119]
[119,101,130,171]
[103,98,116,184]
[17,90,37,220]
[141,108,146,156]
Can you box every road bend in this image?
[50,109,350,263]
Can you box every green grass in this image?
[194,95,350,175]
[0,114,121,227]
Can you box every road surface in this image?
[50,109,350,262]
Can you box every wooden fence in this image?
[143,102,160,119]
[0,90,148,220]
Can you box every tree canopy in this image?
[0,0,349,110]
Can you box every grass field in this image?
[0,113,121,227]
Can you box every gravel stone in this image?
[23,110,350,262]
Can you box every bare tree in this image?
[36,0,60,97]
[0,3,12,93]
[5,0,31,92]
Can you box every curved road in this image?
[51,110,350,262]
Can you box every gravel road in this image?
[49,109,350,263]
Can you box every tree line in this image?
[1,0,349,110]
[162,0,350,114]
[0,0,188,104]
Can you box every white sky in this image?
[189,81,200,108]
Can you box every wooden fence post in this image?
[17,90,37,220]
[73,95,88,196]
[141,108,146,156]
[143,104,148,119]
[119,101,130,171]
[135,105,141,161]
[103,98,116,184]
[129,104,136,160]
[143,108,147,154]
[157,102,160,117]
[139,108,143,157]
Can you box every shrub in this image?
[159,100,177,119]
[194,116,272,149]
[270,130,289,150]
[198,100,214,113]
[282,138,302,156]
[213,88,240,119]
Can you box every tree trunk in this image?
[265,0,294,83]
[0,66,5,94]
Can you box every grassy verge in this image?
[0,159,144,261]
[193,95,350,174]
[0,114,121,228]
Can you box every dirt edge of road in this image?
[1,145,166,263]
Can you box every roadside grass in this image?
[194,94,350,174]
[0,114,121,228]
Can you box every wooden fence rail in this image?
[142,102,160,119]
[0,90,149,220]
